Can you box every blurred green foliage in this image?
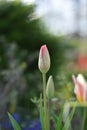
[0,0,75,118]
[0,0,72,74]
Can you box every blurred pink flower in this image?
[72,74,87,102]
[38,45,50,74]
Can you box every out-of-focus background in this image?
[0,0,87,129]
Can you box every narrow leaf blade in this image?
[8,112,21,130]
[62,102,77,130]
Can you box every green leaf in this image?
[62,102,77,130]
[52,110,63,130]
[56,111,63,130]
[8,112,21,130]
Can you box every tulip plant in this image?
[38,45,76,130]
[8,44,78,130]
[38,45,52,130]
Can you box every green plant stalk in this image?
[81,108,87,130]
[42,73,50,130]
[42,73,47,115]
[40,94,45,130]
[42,73,47,130]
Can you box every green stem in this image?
[42,73,47,115]
[42,73,47,130]
[42,73,50,130]
[81,108,87,130]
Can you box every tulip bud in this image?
[46,75,55,99]
[38,45,50,74]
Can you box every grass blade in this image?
[8,112,21,130]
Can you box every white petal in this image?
[77,74,87,86]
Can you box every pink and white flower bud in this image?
[72,74,87,102]
[38,45,50,74]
